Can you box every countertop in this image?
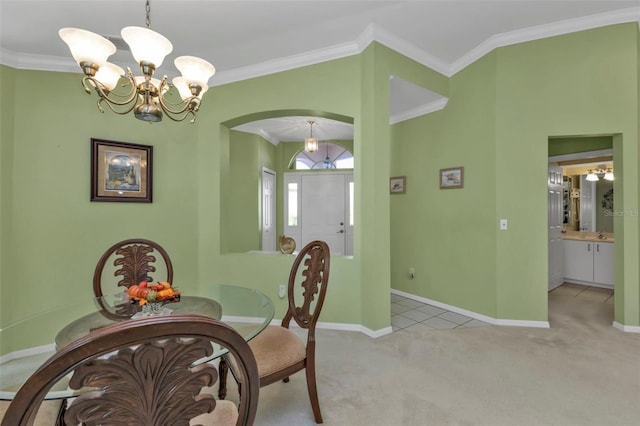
[562,231,614,243]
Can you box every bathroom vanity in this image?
[563,232,614,288]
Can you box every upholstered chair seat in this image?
[0,400,64,426]
[249,326,307,378]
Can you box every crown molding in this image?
[2,7,638,83]
[362,23,452,76]
[0,48,77,73]
[390,97,448,125]
[212,40,361,86]
[450,6,640,75]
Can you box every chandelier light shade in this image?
[94,62,125,91]
[58,0,215,123]
[305,120,319,153]
[120,26,173,67]
[58,28,116,68]
[174,56,216,89]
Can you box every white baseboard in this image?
[0,343,53,364]
[224,316,393,338]
[613,321,640,333]
[392,289,551,329]
[563,279,613,290]
[317,322,393,338]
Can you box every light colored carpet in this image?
[222,289,640,426]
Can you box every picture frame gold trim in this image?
[91,138,153,203]
[439,167,464,189]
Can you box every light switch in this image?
[500,219,508,230]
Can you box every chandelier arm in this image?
[82,75,139,110]
[160,108,197,124]
[158,95,200,114]
[154,84,199,123]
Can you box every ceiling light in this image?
[305,121,318,153]
[323,143,337,169]
[59,0,215,123]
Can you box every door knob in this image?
[337,230,344,234]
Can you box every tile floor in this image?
[548,282,614,304]
[390,293,490,332]
[392,283,614,333]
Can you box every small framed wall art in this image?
[439,167,464,189]
[91,138,153,202]
[390,176,406,194]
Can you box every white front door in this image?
[548,165,564,290]
[300,174,347,256]
[262,168,276,251]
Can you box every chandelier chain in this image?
[145,0,151,29]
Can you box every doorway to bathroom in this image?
[547,136,616,328]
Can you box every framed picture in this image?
[91,138,153,202]
[439,167,464,189]
[390,176,406,194]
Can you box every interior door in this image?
[548,165,564,290]
[262,168,276,251]
[300,174,346,255]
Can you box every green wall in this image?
[495,24,638,324]
[0,66,16,326]
[0,67,202,326]
[390,51,498,317]
[1,23,639,342]
[222,130,277,253]
[548,136,613,156]
[391,23,639,326]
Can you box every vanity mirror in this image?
[563,171,613,233]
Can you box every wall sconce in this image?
[586,165,614,182]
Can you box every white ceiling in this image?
[2,1,638,143]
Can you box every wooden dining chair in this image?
[219,240,330,423]
[1,315,259,426]
[93,238,174,298]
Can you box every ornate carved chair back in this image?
[93,238,174,298]
[283,240,331,331]
[1,315,259,426]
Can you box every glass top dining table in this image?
[0,285,274,401]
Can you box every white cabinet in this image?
[593,242,614,286]
[563,240,614,287]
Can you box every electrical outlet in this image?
[278,284,286,299]
[409,267,415,279]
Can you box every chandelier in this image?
[59,0,215,123]
[305,121,319,152]
[586,165,614,182]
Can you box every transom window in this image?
[295,142,353,170]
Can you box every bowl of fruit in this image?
[127,281,180,305]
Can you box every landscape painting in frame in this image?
[91,138,153,202]
[439,167,464,189]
